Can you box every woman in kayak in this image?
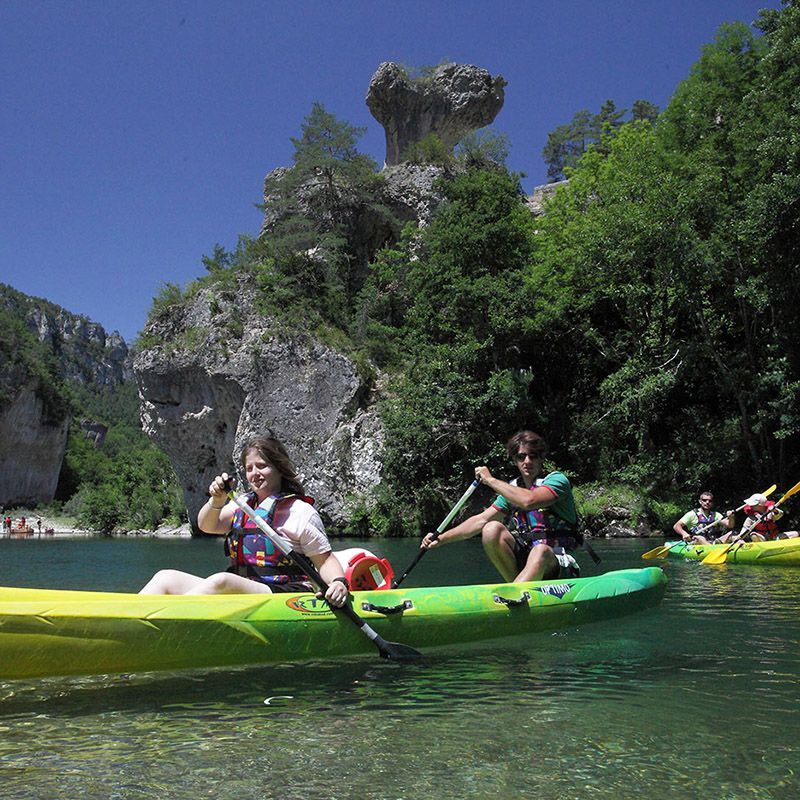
[420,430,581,581]
[139,435,349,607]
[729,492,799,542]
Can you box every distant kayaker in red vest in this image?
[420,430,581,581]
[735,493,799,542]
[139,435,349,606]
[673,491,734,544]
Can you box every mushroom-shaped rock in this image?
[366,62,506,166]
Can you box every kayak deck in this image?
[662,539,800,565]
[0,567,666,680]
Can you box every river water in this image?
[0,536,797,799]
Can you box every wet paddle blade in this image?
[377,637,424,661]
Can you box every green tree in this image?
[261,102,395,327]
[370,167,540,527]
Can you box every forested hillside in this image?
[150,6,800,535]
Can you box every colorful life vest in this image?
[510,479,581,551]
[224,493,310,584]
[690,508,718,534]
[743,501,782,540]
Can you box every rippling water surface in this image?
[1,537,798,799]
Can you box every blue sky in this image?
[0,0,780,343]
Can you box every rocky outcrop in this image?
[0,283,131,506]
[380,162,453,226]
[0,386,70,505]
[366,62,506,166]
[134,282,384,532]
[526,180,569,217]
[1,284,131,387]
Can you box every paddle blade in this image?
[700,545,732,565]
[641,546,669,560]
[377,637,424,661]
[777,479,800,506]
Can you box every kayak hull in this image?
[0,567,666,680]
[663,539,800,565]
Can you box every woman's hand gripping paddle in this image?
[223,480,422,661]
[393,480,480,588]
[701,482,797,565]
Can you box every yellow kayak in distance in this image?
[661,539,800,566]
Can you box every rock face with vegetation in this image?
[366,62,506,166]
[134,281,383,531]
[135,8,800,538]
[0,283,130,506]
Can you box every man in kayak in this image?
[420,430,580,581]
[673,491,735,544]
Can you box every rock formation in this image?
[0,387,71,506]
[134,282,383,532]
[366,62,506,166]
[138,60,509,531]
[0,283,130,506]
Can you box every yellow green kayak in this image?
[662,539,800,565]
[0,567,666,680]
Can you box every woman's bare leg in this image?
[185,572,273,595]
[139,569,207,595]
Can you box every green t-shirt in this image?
[492,471,577,525]
[679,509,722,531]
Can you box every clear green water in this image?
[0,537,798,799]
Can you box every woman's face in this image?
[243,450,282,497]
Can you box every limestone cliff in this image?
[0,387,71,504]
[133,281,383,532]
[0,283,130,506]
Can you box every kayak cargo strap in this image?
[360,600,414,615]
[493,591,531,608]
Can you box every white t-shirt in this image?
[247,494,331,557]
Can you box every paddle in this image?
[393,479,480,588]
[701,480,800,565]
[222,479,422,661]
[641,540,688,560]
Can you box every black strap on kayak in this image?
[493,591,531,608]
[360,600,414,615]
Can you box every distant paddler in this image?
[672,490,735,545]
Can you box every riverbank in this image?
[1,509,191,539]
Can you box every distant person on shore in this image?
[139,435,349,607]
[673,491,735,544]
[733,493,799,542]
[419,430,581,581]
